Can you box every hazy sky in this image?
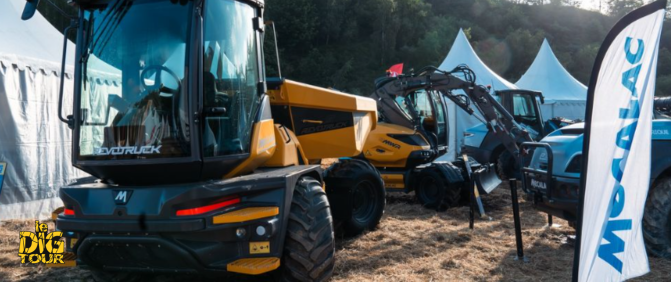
[578,0,602,12]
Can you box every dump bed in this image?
[267,79,377,160]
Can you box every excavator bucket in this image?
[474,164,501,194]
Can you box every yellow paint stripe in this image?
[213,207,279,224]
[47,260,76,268]
[46,252,77,268]
[227,257,280,275]
[52,207,64,221]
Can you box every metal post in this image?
[509,179,527,262]
[469,177,475,230]
[548,214,553,227]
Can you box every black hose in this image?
[655,97,671,111]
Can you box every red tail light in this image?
[176,197,240,216]
[64,208,75,216]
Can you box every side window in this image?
[432,91,445,123]
[512,94,536,118]
[414,91,433,119]
[395,96,411,117]
[512,93,540,132]
[202,0,260,157]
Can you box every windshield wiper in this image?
[82,0,131,64]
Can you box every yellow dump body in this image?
[267,79,377,161]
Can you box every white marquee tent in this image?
[0,0,82,220]
[516,39,587,121]
[437,29,518,161]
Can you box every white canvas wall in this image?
[0,0,90,220]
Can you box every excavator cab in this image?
[363,69,502,210]
[394,89,449,151]
[495,89,546,137]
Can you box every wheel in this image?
[496,150,521,180]
[281,177,335,282]
[643,177,671,258]
[324,159,385,237]
[347,177,384,237]
[415,168,461,211]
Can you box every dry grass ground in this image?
[1,183,671,281]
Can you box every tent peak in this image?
[516,38,587,102]
[438,27,517,90]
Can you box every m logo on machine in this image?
[18,221,65,264]
[114,190,133,205]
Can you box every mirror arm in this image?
[265,21,282,78]
[58,19,78,129]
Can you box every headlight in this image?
[353,112,372,149]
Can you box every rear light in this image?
[176,197,240,216]
[64,208,75,216]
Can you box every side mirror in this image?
[22,0,41,21]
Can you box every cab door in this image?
[497,90,545,137]
[430,90,449,151]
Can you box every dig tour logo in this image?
[18,221,65,264]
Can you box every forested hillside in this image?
[39,0,671,96]
[264,0,671,96]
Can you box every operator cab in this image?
[394,90,449,152]
[495,90,545,136]
[72,0,265,185]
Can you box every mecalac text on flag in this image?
[575,1,666,281]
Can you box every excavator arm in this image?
[370,66,533,162]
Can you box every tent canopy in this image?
[0,0,86,220]
[516,39,587,120]
[439,29,518,91]
[436,29,517,161]
[0,0,75,74]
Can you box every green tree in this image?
[607,0,644,17]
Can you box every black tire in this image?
[415,168,461,211]
[643,177,671,258]
[496,150,521,180]
[324,159,385,237]
[281,177,335,282]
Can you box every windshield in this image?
[78,0,192,160]
[394,90,433,123]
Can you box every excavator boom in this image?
[371,66,533,162]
